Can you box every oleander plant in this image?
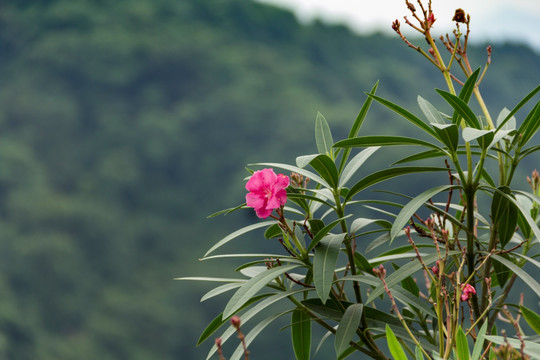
[180,1,540,359]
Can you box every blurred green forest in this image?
[0,0,538,359]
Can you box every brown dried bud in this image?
[406,1,416,12]
[452,9,467,23]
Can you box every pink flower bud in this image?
[245,169,289,218]
[460,284,476,301]
[231,316,241,328]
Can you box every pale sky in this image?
[256,0,540,52]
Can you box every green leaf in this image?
[499,84,540,132]
[471,322,488,360]
[343,274,436,318]
[437,90,481,129]
[490,186,518,248]
[367,93,438,138]
[415,346,425,360]
[264,224,282,239]
[418,95,446,125]
[492,253,511,288]
[338,82,379,174]
[353,252,373,274]
[486,186,540,245]
[335,304,363,356]
[253,162,329,187]
[485,336,540,360]
[334,136,442,151]
[462,128,495,149]
[432,123,459,152]
[197,295,271,346]
[223,264,301,318]
[297,154,338,188]
[346,167,450,203]
[391,185,456,242]
[315,112,334,157]
[456,326,470,360]
[516,100,540,148]
[205,290,306,359]
[386,324,408,360]
[301,298,345,321]
[392,263,419,297]
[292,308,311,360]
[491,254,540,298]
[340,146,380,187]
[201,283,243,302]
[365,251,459,304]
[313,233,344,304]
[458,68,480,104]
[229,311,290,360]
[307,216,351,252]
[496,107,516,131]
[204,221,275,257]
[521,306,540,336]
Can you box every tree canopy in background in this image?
[0,0,537,359]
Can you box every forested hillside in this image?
[0,0,538,359]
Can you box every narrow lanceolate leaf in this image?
[491,186,518,249]
[253,162,329,187]
[307,216,351,252]
[521,306,540,336]
[296,154,339,188]
[346,167,449,203]
[385,324,408,360]
[315,112,334,157]
[500,84,540,133]
[335,304,363,356]
[390,185,456,242]
[456,326,470,360]
[458,68,481,104]
[491,254,540,298]
[436,89,481,129]
[516,101,540,148]
[340,146,380,187]
[485,186,540,245]
[229,311,290,360]
[471,322,488,360]
[292,308,311,360]
[223,264,301,318]
[432,123,459,152]
[338,82,379,174]
[334,136,442,151]
[365,251,459,304]
[205,290,306,360]
[462,128,495,150]
[204,221,275,257]
[418,95,446,125]
[415,346,425,360]
[313,233,345,304]
[485,336,540,360]
[366,93,439,138]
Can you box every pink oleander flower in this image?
[460,284,476,302]
[245,168,289,218]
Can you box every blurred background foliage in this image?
[0,0,538,359]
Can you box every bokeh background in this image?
[0,0,538,359]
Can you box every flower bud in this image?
[231,316,241,328]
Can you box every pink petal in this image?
[254,207,273,218]
[274,174,290,189]
[265,195,282,210]
[246,193,266,209]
